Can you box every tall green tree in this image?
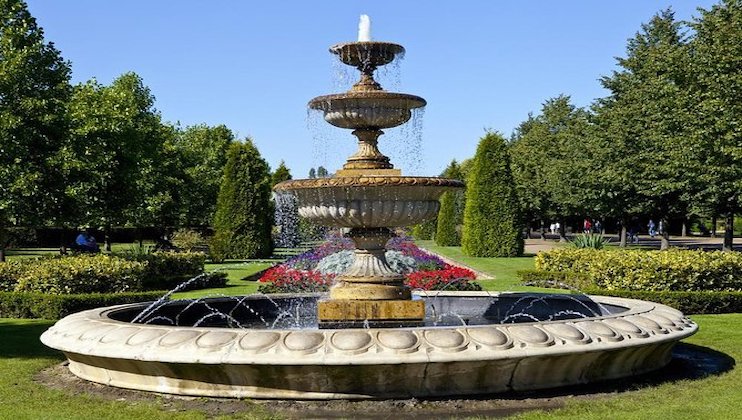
[689,0,741,251]
[174,124,234,227]
[435,160,465,246]
[0,0,72,260]
[510,96,594,241]
[271,160,292,187]
[211,140,273,260]
[66,73,166,249]
[594,9,693,249]
[462,132,523,257]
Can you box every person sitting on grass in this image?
[72,229,100,253]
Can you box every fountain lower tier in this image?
[40,292,698,399]
[275,176,463,325]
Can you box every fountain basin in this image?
[330,41,405,70]
[274,176,463,227]
[40,292,697,399]
[309,92,426,129]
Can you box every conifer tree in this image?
[211,140,273,260]
[461,132,523,257]
[271,161,292,187]
[435,160,465,246]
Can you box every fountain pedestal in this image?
[317,228,425,327]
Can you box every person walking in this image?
[648,219,656,238]
[583,218,592,233]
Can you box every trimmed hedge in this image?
[14,254,146,294]
[536,248,742,291]
[518,269,742,314]
[0,290,165,319]
[1,252,213,294]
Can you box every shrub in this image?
[0,291,165,319]
[314,250,417,276]
[171,229,207,251]
[14,254,146,294]
[211,140,274,260]
[570,233,610,249]
[536,248,742,291]
[0,260,26,291]
[462,132,523,257]
[517,269,593,290]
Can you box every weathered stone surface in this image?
[318,299,425,321]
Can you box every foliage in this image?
[170,229,207,251]
[570,233,611,249]
[535,248,742,292]
[0,259,26,291]
[436,160,465,246]
[411,218,437,240]
[270,160,292,187]
[0,290,164,319]
[211,140,274,260]
[118,251,206,284]
[12,254,146,294]
[462,132,523,257]
[688,0,742,251]
[406,266,481,291]
[0,0,72,259]
[314,250,418,275]
[173,124,234,227]
[65,73,173,242]
[509,97,595,235]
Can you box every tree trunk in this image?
[723,213,734,252]
[59,229,67,255]
[681,219,687,237]
[558,219,567,243]
[619,220,627,247]
[660,218,670,250]
[539,220,546,240]
[0,247,5,263]
[104,225,112,252]
[711,215,717,238]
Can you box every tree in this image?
[435,160,465,246]
[66,73,166,250]
[316,166,329,178]
[689,0,742,251]
[594,9,693,249]
[308,168,316,179]
[211,140,273,260]
[174,124,234,227]
[462,132,523,257]
[510,97,595,242]
[271,160,292,187]
[0,0,72,260]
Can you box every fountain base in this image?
[318,299,425,328]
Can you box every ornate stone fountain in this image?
[273,37,463,327]
[39,18,697,400]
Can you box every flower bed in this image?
[258,235,480,293]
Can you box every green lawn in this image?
[173,261,272,300]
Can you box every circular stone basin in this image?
[40,292,697,399]
[329,41,405,69]
[308,91,426,129]
[274,176,464,227]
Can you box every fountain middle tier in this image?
[309,91,426,130]
[274,176,463,228]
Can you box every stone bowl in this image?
[40,292,698,399]
[308,91,426,129]
[273,176,463,227]
[330,41,405,70]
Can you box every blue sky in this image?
[27,1,715,178]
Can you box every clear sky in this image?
[27,1,715,178]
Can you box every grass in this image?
[173,261,272,300]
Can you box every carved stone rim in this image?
[274,176,465,191]
[41,292,697,366]
[308,92,427,111]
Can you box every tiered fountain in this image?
[274,17,462,327]
[40,17,697,399]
